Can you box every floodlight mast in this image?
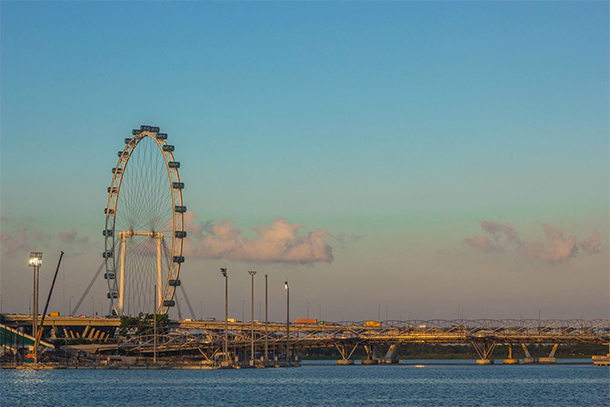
[28,252,43,364]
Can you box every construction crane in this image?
[28,251,64,361]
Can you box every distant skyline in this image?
[1,2,608,321]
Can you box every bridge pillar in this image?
[592,344,610,366]
[335,344,358,365]
[362,345,379,365]
[473,342,497,364]
[384,344,400,364]
[503,343,519,364]
[521,343,535,363]
[538,344,558,363]
[521,343,557,363]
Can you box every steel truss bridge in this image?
[4,315,608,362]
[122,318,610,362]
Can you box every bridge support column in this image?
[362,345,379,365]
[473,342,496,364]
[384,344,400,364]
[592,344,610,366]
[538,344,558,364]
[335,344,358,365]
[521,344,536,363]
[503,343,519,364]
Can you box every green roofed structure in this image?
[0,324,54,351]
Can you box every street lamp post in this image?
[248,270,257,364]
[307,302,310,320]
[220,268,228,363]
[284,281,290,366]
[28,252,43,364]
[69,296,74,316]
[264,274,268,365]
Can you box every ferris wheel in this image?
[103,125,186,316]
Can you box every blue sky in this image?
[1,2,608,321]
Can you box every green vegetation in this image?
[118,313,169,337]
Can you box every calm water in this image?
[1,360,609,407]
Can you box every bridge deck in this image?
[3,316,608,352]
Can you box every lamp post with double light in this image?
[28,252,43,364]
[264,274,268,365]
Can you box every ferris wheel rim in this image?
[103,127,185,316]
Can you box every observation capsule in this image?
[102,251,113,258]
[132,129,141,135]
[175,231,187,238]
[107,292,119,299]
[172,182,184,189]
[156,133,168,140]
[163,300,175,307]
[150,126,160,133]
[140,125,152,131]
[104,272,115,280]
[174,206,187,213]
[169,279,181,287]
[173,256,185,263]
[107,187,118,194]
[103,229,113,237]
[112,168,123,174]
[104,208,115,215]
[162,144,174,152]
[168,161,180,168]
[124,138,133,144]
[118,150,128,158]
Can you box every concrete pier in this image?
[362,359,379,365]
[502,359,520,364]
[337,359,354,365]
[476,359,494,365]
[592,355,610,366]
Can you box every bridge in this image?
[128,318,610,364]
[3,315,609,365]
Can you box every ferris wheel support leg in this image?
[119,234,127,312]
[157,237,162,312]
